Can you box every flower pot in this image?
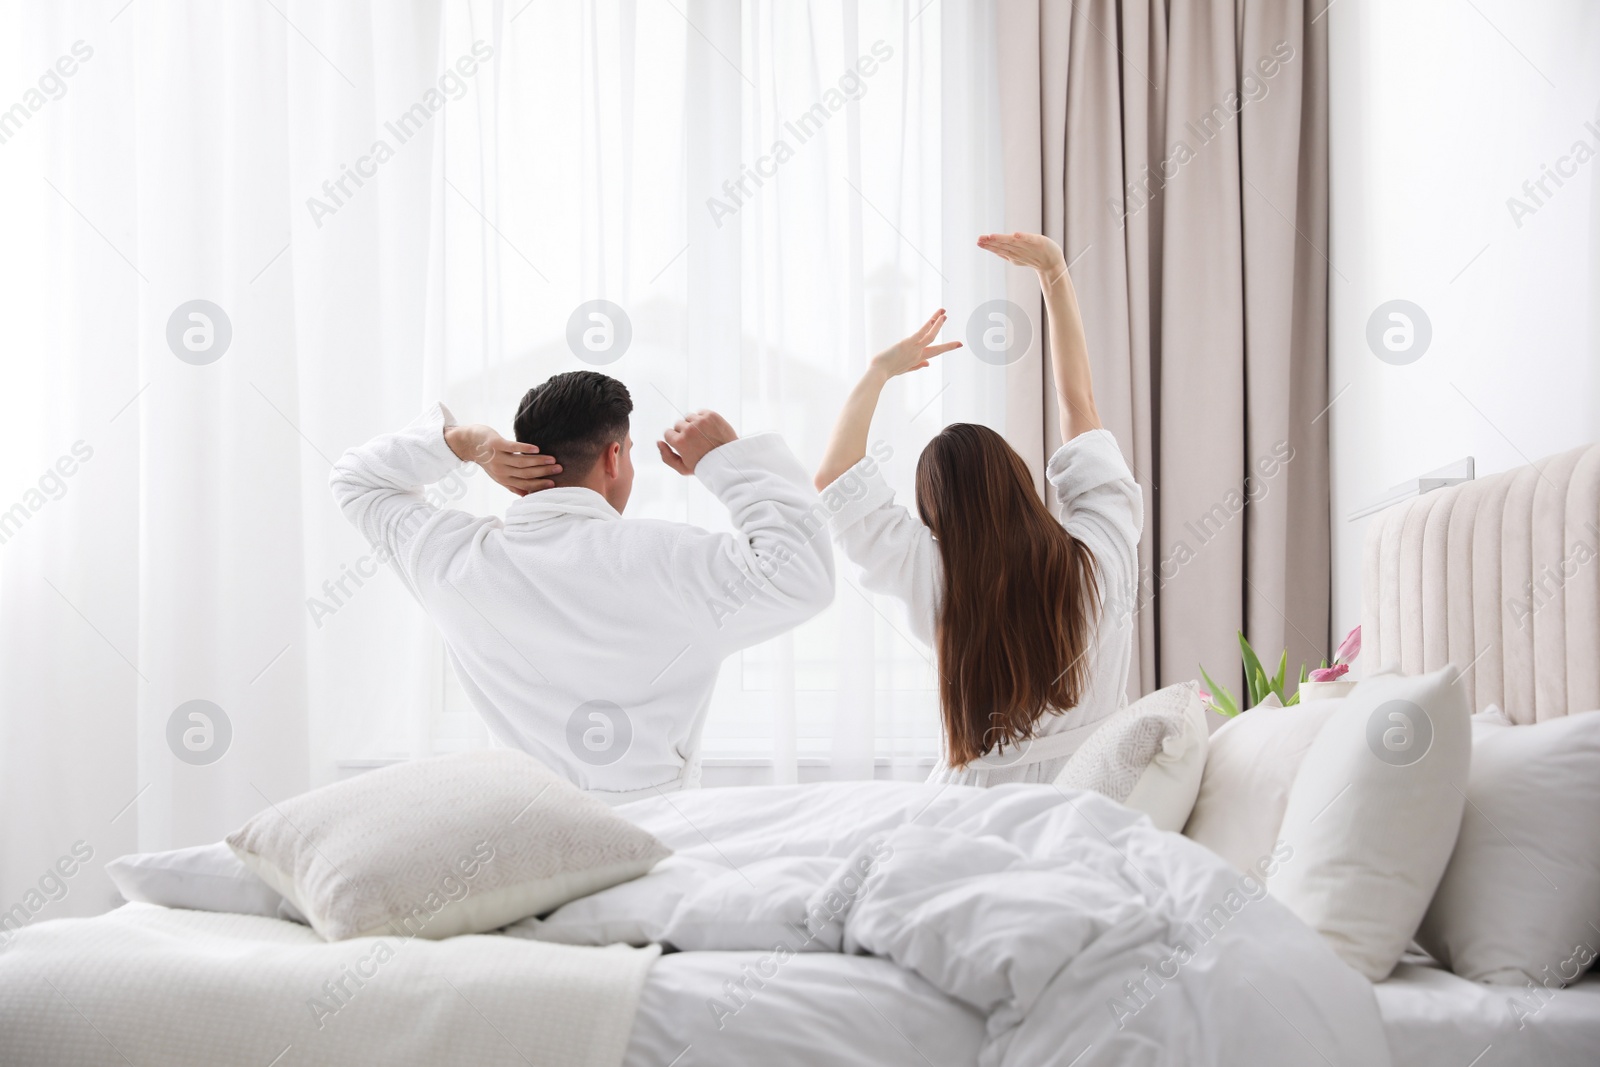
[1298,679,1356,702]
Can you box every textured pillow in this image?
[107,841,304,923]
[1269,667,1471,981]
[1054,681,1209,831]
[227,750,670,941]
[1415,708,1600,985]
[1183,698,1342,872]
[1121,683,1211,831]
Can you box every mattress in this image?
[1376,960,1600,1067]
[623,950,984,1067]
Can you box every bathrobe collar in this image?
[504,487,622,526]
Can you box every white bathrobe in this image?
[330,403,835,800]
[824,428,1143,786]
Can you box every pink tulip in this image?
[1335,625,1361,665]
[1309,663,1349,682]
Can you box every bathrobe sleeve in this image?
[1046,429,1144,617]
[328,403,487,586]
[820,457,940,647]
[674,434,838,654]
[822,432,1143,649]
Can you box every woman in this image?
[814,232,1143,786]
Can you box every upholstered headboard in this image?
[1362,443,1600,724]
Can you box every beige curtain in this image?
[996,0,1330,702]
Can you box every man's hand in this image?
[658,410,737,475]
[445,424,561,497]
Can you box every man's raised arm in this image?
[329,402,558,557]
[658,411,836,652]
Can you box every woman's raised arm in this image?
[977,233,1102,441]
[813,309,962,491]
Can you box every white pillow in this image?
[1055,681,1209,831]
[1473,704,1514,730]
[106,841,304,922]
[507,854,844,952]
[1123,685,1211,831]
[1269,667,1471,981]
[1415,708,1600,985]
[227,750,670,941]
[1183,698,1342,872]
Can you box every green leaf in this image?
[1198,664,1240,718]
[1272,650,1288,698]
[1238,633,1267,706]
[1286,661,1310,706]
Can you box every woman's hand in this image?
[979,231,1102,439]
[868,309,964,380]
[977,232,1067,275]
[445,425,562,496]
[815,311,962,491]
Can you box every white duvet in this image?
[524,780,1392,1067]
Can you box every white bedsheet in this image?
[1376,960,1600,1067]
[0,903,657,1067]
[534,780,1392,1067]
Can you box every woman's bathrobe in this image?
[824,428,1143,786]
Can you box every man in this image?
[330,371,834,800]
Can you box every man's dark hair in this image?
[513,371,633,478]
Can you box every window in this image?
[420,1,1011,775]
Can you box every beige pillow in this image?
[1269,667,1471,981]
[1182,698,1342,872]
[1055,681,1209,831]
[227,750,670,941]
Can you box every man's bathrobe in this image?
[330,404,835,800]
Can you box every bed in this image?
[5,443,1599,1066]
[1361,439,1600,1065]
[3,778,1388,1066]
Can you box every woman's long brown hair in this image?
[915,423,1099,767]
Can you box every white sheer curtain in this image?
[431,0,1013,782]
[0,0,1010,920]
[0,0,453,920]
